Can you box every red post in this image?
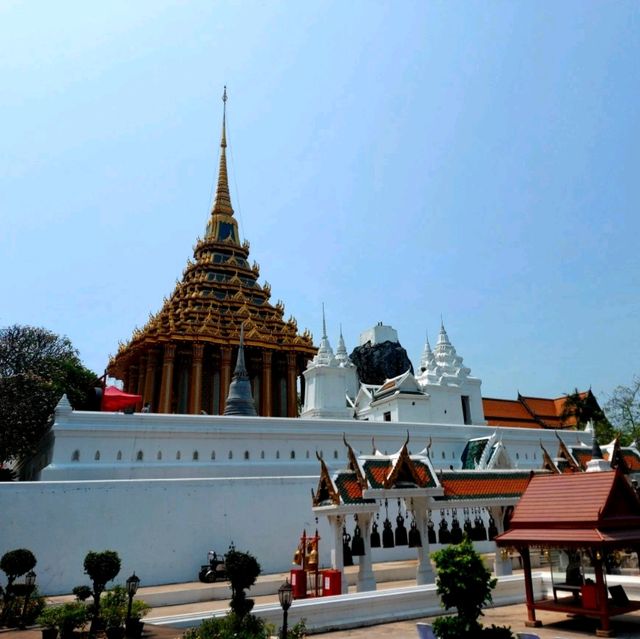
[520,547,542,628]
[593,550,613,637]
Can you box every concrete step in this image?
[46,560,420,608]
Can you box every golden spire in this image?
[211,85,233,217]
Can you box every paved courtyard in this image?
[2,603,640,639]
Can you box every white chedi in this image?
[419,321,471,385]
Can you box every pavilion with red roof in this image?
[496,469,640,637]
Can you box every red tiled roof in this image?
[496,470,640,546]
[439,471,533,500]
[497,527,640,546]
[509,470,640,527]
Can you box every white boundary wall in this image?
[0,476,322,595]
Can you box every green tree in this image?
[0,548,37,624]
[561,389,615,443]
[83,550,121,635]
[431,536,513,639]
[605,376,640,446]
[224,549,261,619]
[0,325,99,463]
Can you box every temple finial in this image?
[322,303,327,339]
[210,86,233,218]
[221,86,227,148]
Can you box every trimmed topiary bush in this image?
[431,536,513,639]
[0,548,37,626]
[83,550,121,635]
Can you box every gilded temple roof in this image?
[108,89,315,371]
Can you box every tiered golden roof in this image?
[108,88,315,373]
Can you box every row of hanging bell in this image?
[343,527,353,566]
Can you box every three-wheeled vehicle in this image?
[198,550,227,583]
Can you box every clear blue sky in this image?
[1,1,638,403]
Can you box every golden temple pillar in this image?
[136,356,147,397]
[158,344,176,414]
[189,343,204,414]
[261,350,272,416]
[286,352,297,417]
[220,346,232,414]
[143,350,159,409]
[122,369,130,394]
[127,364,138,395]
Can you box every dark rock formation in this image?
[350,340,414,385]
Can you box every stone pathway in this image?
[3,603,640,639]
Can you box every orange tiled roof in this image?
[483,391,594,430]
[439,471,533,500]
[363,460,392,488]
[482,398,541,428]
[622,450,640,471]
[334,473,370,504]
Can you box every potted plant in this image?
[100,586,127,639]
[125,599,150,639]
[37,605,61,639]
[58,602,89,639]
[38,602,88,639]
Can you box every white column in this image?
[356,513,376,592]
[413,498,435,585]
[328,515,348,594]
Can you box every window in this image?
[276,451,280,459]
[229,451,233,460]
[193,451,199,461]
[290,450,295,460]
[176,451,181,460]
[94,451,100,461]
[442,451,446,460]
[461,395,471,425]
[72,450,80,462]
[136,451,143,461]
[211,451,216,460]
[333,450,338,460]
[383,411,391,422]
[260,451,265,459]
[157,451,162,461]
[117,451,122,461]
[306,450,310,459]
[244,451,250,460]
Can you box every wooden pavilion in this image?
[495,469,640,637]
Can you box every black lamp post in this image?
[19,570,37,629]
[125,573,140,622]
[278,579,293,639]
